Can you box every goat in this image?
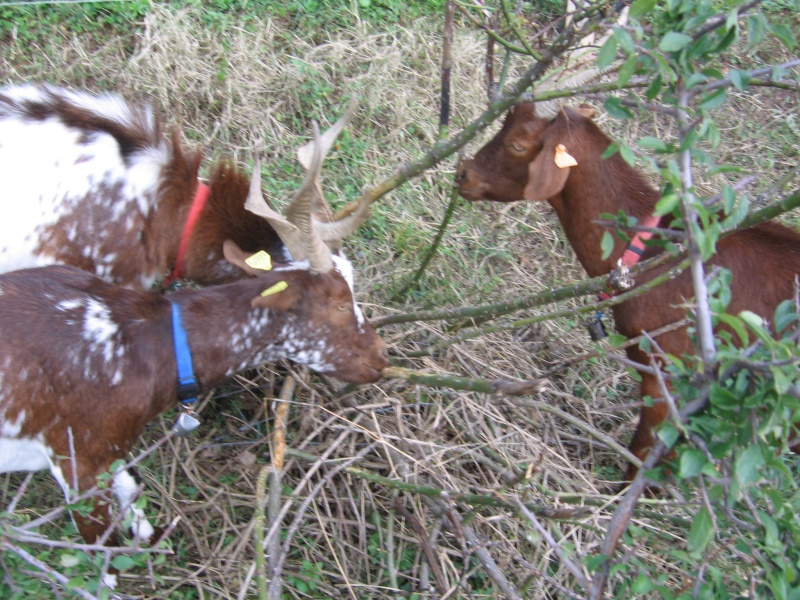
[0,83,367,288]
[0,128,388,589]
[456,103,800,479]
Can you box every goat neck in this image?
[545,110,662,277]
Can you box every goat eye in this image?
[509,143,526,154]
[338,304,348,312]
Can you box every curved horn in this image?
[244,157,307,260]
[288,122,334,274]
[535,2,629,118]
[290,97,357,227]
[315,188,372,241]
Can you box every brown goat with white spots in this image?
[457,103,800,479]
[0,84,366,289]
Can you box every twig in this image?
[513,497,589,591]
[440,501,523,600]
[392,187,462,300]
[376,250,678,327]
[405,258,690,357]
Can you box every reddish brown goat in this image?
[0,249,387,584]
[457,103,800,478]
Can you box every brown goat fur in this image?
[0,250,388,559]
[457,103,800,479]
[0,84,329,290]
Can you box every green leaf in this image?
[728,69,749,92]
[654,193,680,216]
[771,367,791,395]
[111,555,137,570]
[746,13,766,49]
[735,445,765,485]
[600,231,614,260]
[717,314,749,346]
[617,55,638,87]
[687,507,715,553]
[584,554,609,572]
[768,22,795,52]
[619,144,636,167]
[601,142,620,159]
[631,573,654,594]
[630,0,656,18]
[607,333,627,347]
[614,28,635,55]
[604,97,634,120]
[720,195,749,230]
[638,136,668,152]
[658,422,680,448]
[659,32,693,52]
[739,310,764,330]
[678,448,708,478]
[698,88,728,111]
[646,74,663,101]
[60,554,81,568]
[598,35,619,71]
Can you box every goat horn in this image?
[315,188,372,241]
[288,97,358,229]
[244,157,307,260]
[288,122,334,274]
[535,3,630,118]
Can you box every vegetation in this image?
[0,0,798,598]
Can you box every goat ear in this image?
[523,137,571,201]
[575,104,596,119]
[222,240,271,277]
[250,282,302,312]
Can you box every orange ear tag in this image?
[260,281,288,297]
[245,250,273,271]
[554,144,578,169]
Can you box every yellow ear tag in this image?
[260,281,288,297]
[245,250,272,271]
[554,144,578,169]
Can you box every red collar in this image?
[163,182,211,287]
[599,214,660,300]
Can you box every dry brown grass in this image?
[1,4,797,599]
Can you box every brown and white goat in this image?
[0,130,388,586]
[457,103,800,478]
[0,84,366,288]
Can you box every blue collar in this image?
[170,301,200,405]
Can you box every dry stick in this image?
[588,442,671,600]
[338,403,532,597]
[253,467,269,600]
[512,497,589,591]
[267,446,374,598]
[393,497,448,594]
[392,0,460,300]
[284,445,590,518]
[283,444,694,526]
[439,0,454,141]
[440,501,524,600]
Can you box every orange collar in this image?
[599,214,661,301]
[163,182,211,287]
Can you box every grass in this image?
[1,1,799,599]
